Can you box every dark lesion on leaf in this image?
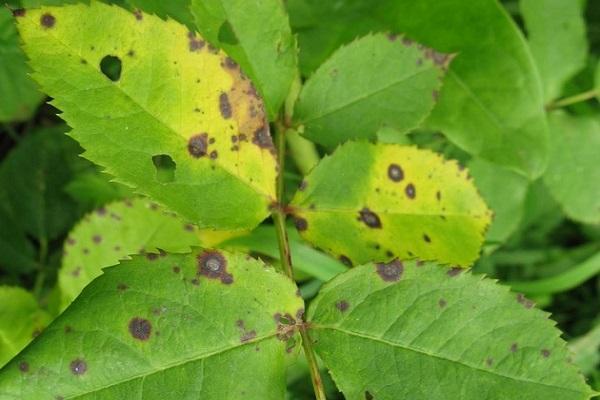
[18,361,29,373]
[197,250,233,284]
[387,163,404,182]
[188,133,208,158]
[294,216,308,231]
[516,293,534,309]
[447,267,462,277]
[188,31,205,52]
[339,255,353,267]
[69,359,87,376]
[358,207,382,229]
[12,9,26,17]
[129,317,152,341]
[335,300,350,312]
[376,259,403,282]
[252,125,275,151]
[219,92,232,119]
[405,183,416,199]
[40,13,55,28]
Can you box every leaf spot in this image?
[335,300,350,312]
[128,317,152,341]
[69,359,87,376]
[219,92,232,119]
[358,208,382,228]
[541,349,551,358]
[294,217,308,231]
[516,293,534,309]
[40,13,55,28]
[376,260,403,282]
[188,134,208,158]
[198,251,233,284]
[405,183,416,199]
[339,255,353,267]
[18,361,29,373]
[387,164,404,182]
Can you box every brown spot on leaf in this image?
[18,361,29,373]
[376,260,403,282]
[402,37,414,46]
[209,150,218,160]
[64,326,73,334]
[252,125,273,150]
[405,183,416,199]
[294,217,308,231]
[438,299,447,308]
[70,359,87,375]
[240,330,257,342]
[339,255,353,267]
[486,358,493,367]
[541,349,551,358]
[117,283,128,291]
[516,293,534,309]
[510,343,518,353]
[40,13,55,28]
[335,300,349,312]
[298,180,307,191]
[423,48,452,69]
[223,57,238,69]
[423,234,431,243]
[197,251,233,284]
[146,252,159,261]
[172,266,181,273]
[219,92,232,119]
[188,133,208,158]
[388,163,404,182]
[447,267,462,277]
[92,235,102,244]
[12,9,26,17]
[133,9,143,20]
[436,191,441,201]
[387,33,398,41]
[129,318,152,341]
[358,208,382,228]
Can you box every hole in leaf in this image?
[152,154,176,183]
[100,55,122,81]
[218,21,238,45]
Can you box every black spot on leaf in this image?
[100,55,122,82]
[423,234,431,243]
[387,164,404,182]
[188,134,208,158]
[358,208,382,228]
[294,217,308,231]
[339,255,353,267]
[70,359,87,375]
[541,349,551,358]
[198,251,233,284]
[129,318,152,340]
[12,9,25,17]
[438,299,447,308]
[219,92,232,119]
[447,267,462,277]
[376,260,403,282]
[405,183,416,199]
[18,361,29,373]
[252,126,274,150]
[40,13,55,28]
[335,300,349,312]
[510,343,518,353]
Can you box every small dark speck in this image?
[40,13,55,28]
[510,343,518,353]
[447,267,462,277]
[294,217,308,231]
[69,359,87,376]
[423,234,431,243]
[18,361,29,373]
[486,358,493,367]
[335,300,349,312]
[541,349,551,358]
[438,299,447,308]
[405,183,416,199]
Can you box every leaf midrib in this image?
[66,333,277,399]
[312,325,585,396]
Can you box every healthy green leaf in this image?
[294,33,449,149]
[0,248,303,399]
[287,0,549,178]
[126,0,195,27]
[0,8,43,122]
[308,260,593,400]
[59,197,201,308]
[520,0,587,102]
[0,207,37,274]
[569,323,600,376]
[0,126,89,243]
[17,2,277,230]
[190,0,297,119]
[468,158,529,248]
[290,142,491,267]
[0,286,51,368]
[543,112,600,224]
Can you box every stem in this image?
[547,88,599,110]
[272,120,327,400]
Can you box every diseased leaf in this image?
[0,249,303,399]
[59,197,201,308]
[468,158,529,248]
[290,142,491,267]
[0,127,89,243]
[294,33,449,149]
[287,0,549,178]
[0,287,51,368]
[17,2,277,230]
[520,0,587,102]
[543,112,600,224]
[308,260,593,400]
[126,0,194,27]
[190,0,297,119]
[0,8,43,122]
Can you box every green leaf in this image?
[290,142,491,267]
[288,0,549,178]
[17,2,277,230]
[59,197,201,308]
[0,126,89,243]
[294,33,449,149]
[520,0,587,102]
[0,207,37,274]
[308,260,593,400]
[64,171,133,209]
[0,8,43,122]
[190,0,297,119]
[468,158,529,248]
[0,286,51,368]
[126,0,195,27]
[543,112,600,224]
[0,249,303,399]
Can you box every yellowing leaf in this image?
[290,142,491,266]
[16,2,277,230]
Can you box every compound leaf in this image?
[0,8,43,122]
[0,287,51,368]
[308,260,593,400]
[294,33,448,149]
[290,142,491,267]
[190,0,297,119]
[543,112,600,224]
[59,197,201,309]
[520,0,587,102]
[0,249,303,400]
[17,2,277,230]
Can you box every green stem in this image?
[272,121,327,400]
[547,89,599,110]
